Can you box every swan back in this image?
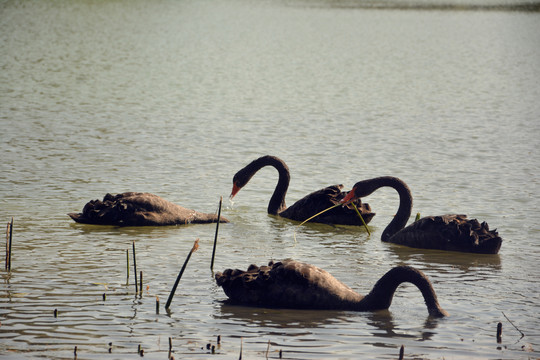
[392,214,502,254]
[69,192,228,226]
[280,185,375,224]
[215,259,363,310]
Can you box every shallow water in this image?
[1,0,540,358]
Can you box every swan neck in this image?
[378,177,413,241]
[358,266,447,317]
[248,156,290,215]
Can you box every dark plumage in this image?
[215,259,448,317]
[68,192,228,226]
[341,176,502,254]
[231,155,375,225]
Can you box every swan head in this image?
[341,177,404,204]
[230,155,290,200]
[230,168,252,199]
[340,180,375,204]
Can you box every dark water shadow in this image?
[286,0,540,12]
[215,301,442,340]
[67,220,218,237]
[363,310,441,342]
[215,302,346,329]
[385,242,502,272]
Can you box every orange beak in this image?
[230,183,241,199]
[340,188,356,204]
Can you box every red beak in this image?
[340,188,356,204]
[230,183,241,199]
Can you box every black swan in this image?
[340,177,502,254]
[215,259,448,317]
[230,155,375,225]
[68,192,229,226]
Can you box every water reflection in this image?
[272,216,503,274]
[214,303,441,348]
[216,302,442,342]
[216,303,346,329]
[364,311,441,342]
[68,221,205,236]
[290,0,540,12]
[386,244,502,272]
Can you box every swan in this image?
[68,192,229,226]
[230,155,375,225]
[215,259,448,317]
[340,177,502,254]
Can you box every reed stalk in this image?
[210,197,223,271]
[238,337,243,360]
[293,201,370,241]
[9,218,12,270]
[350,202,370,235]
[165,239,199,310]
[132,241,138,294]
[126,249,129,285]
[5,218,13,271]
[293,203,340,242]
[502,311,524,340]
[5,222,8,270]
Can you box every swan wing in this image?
[69,192,228,226]
[280,185,375,225]
[391,214,502,253]
[215,259,362,309]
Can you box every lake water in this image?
[1,0,539,358]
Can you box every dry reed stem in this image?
[502,311,525,341]
[210,197,223,271]
[165,239,199,310]
[293,203,341,242]
[132,241,138,294]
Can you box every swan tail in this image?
[215,261,279,306]
[389,215,502,254]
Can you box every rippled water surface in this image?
[1,0,539,359]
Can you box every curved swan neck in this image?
[357,266,448,317]
[240,155,290,215]
[363,177,412,241]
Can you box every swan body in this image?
[215,259,448,317]
[341,177,502,254]
[68,192,228,226]
[231,155,375,225]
